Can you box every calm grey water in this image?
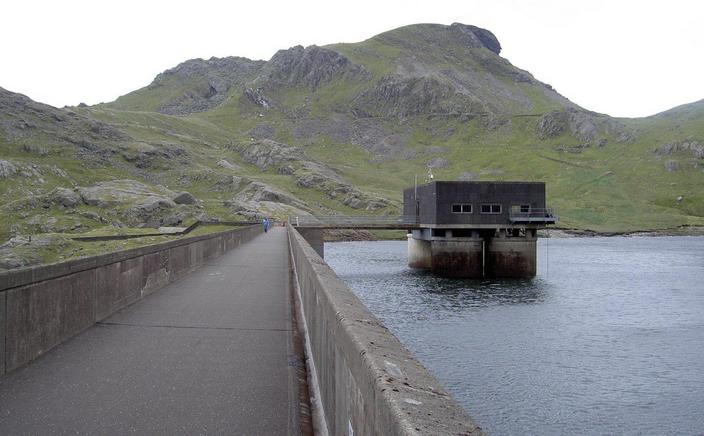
[325,237,704,436]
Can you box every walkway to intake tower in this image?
[0,227,306,435]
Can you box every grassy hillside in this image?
[1,23,703,268]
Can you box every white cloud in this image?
[1,0,702,117]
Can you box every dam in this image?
[0,224,481,435]
[0,180,555,434]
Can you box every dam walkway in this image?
[0,227,306,435]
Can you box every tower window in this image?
[481,204,502,214]
[451,204,472,214]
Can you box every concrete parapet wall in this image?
[288,224,483,436]
[297,227,325,258]
[0,225,262,376]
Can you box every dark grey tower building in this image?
[403,181,557,278]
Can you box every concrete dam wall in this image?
[288,225,483,436]
[0,225,262,376]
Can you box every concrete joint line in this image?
[288,230,330,436]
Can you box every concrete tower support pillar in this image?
[429,239,484,278]
[485,236,537,278]
[407,234,432,269]
[297,228,324,258]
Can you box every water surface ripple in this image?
[326,237,704,435]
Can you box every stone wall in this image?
[287,224,483,435]
[0,225,261,376]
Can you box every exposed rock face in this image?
[121,142,187,169]
[665,160,679,172]
[26,214,58,233]
[49,187,81,208]
[151,57,266,115]
[0,87,128,153]
[172,191,196,205]
[537,108,632,144]
[295,169,389,211]
[0,235,70,270]
[217,159,241,171]
[290,116,408,160]
[654,140,704,159]
[352,76,457,118]
[72,179,195,227]
[224,180,312,219]
[0,159,17,177]
[427,157,449,169]
[78,179,172,207]
[263,45,368,89]
[127,197,177,225]
[248,123,276,139]
[375,23,501,55]
[237,139,299,169]
[449,22,501,54]
[244,87,271,108]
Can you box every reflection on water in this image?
[412,273,548,306]
[326,237,704,436]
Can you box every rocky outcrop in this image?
[665,160,679,172]
[375,23,501,55]
[150,57,266,115]
[263,45,368,90]
[426,157,449,169]
[0,87,128,153]
[244,87,271,109]
[236,139,300,170]
[232,138,391,211]
[0,234,70,270]
[295,169,390,211]
[352,76,456,118]
[126,197,177,225]
[120,142,187,169]
[248,123,276,139]
[536,108,632,144]
[77,179,172,207]
[217,159,242,171]
[172,191,196,205]
[224,180,312,219]
[49,187,81,208]
[0,159,17,177]
[653,140,704,159]
[449,23,501,54]
[73,180,196,227]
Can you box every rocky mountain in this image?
[1,22,703,269]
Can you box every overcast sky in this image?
[1,0,702,118]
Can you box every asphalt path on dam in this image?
[0,227,307,435]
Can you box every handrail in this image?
[292,215,419,226]
[509,208,558,223]
[69,220,260,242]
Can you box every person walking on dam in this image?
[262,217,270,233]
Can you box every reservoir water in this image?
[325,237,704,435]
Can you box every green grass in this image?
[2,21,703,266]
